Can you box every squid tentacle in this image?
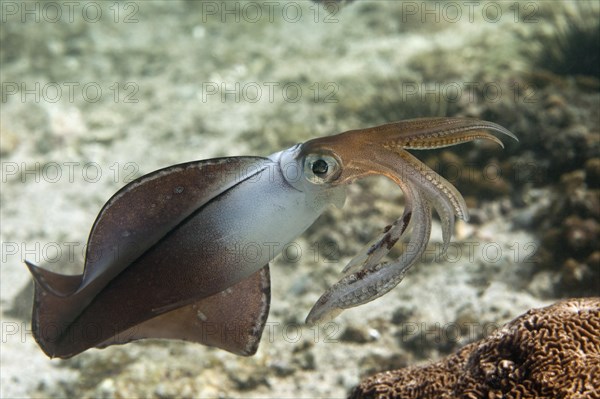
[345,146,460,275]
[390,149,461,254]
[328,146,459,290]
[340,169,415,276]
[363,118,517,150]
[341,207,411,276]
[388,149,469,222]
[302,118,518,323]
[392,127,507,149]
[306,185,431,324]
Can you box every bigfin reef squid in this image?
[25,117,516,358]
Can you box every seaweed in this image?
[534,3,600,78]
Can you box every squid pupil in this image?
[312,159,329,175]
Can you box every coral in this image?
[350,298,600,399]
[535,169,600,296]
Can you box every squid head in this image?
[25,117,516,358]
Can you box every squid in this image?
[25,117,516,358]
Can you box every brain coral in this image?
[350,298,599,399]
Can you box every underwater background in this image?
[1,1,598,397]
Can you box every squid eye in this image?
[304,154,341,185]
[312,159,329,175]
